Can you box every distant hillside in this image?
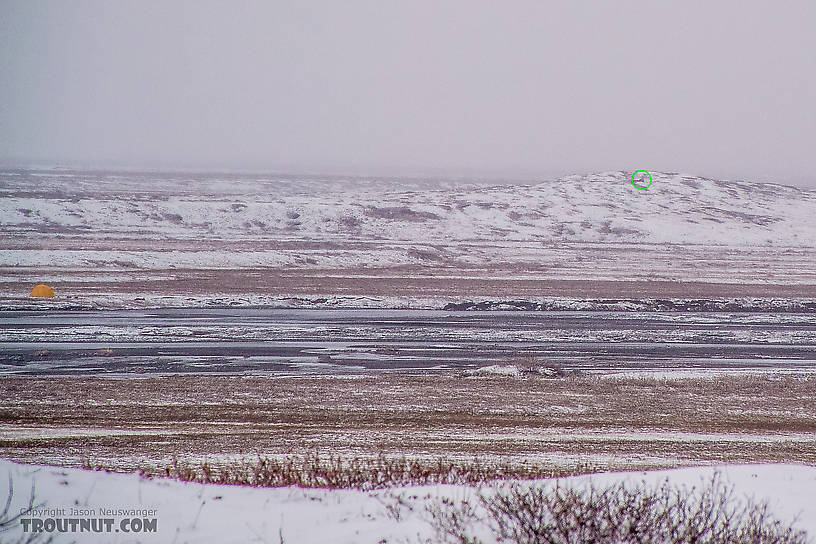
[2,170,815,247]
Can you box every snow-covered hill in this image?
[2,169,816,296]
[2,170,815,247]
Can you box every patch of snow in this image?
[0,459,813,543]
[465,365,523,377]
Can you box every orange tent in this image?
[30,284,55,298]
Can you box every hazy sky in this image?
[2,1,815,185]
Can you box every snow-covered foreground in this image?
[1,460,813,543]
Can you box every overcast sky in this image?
[1,1,815,186]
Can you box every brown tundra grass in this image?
[2,374,815,478]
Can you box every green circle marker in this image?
[632,170,652,190]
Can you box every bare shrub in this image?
[512,354,574,378]
[0,476,53,544]
[151,453,584,490]
[427,473,808,544]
